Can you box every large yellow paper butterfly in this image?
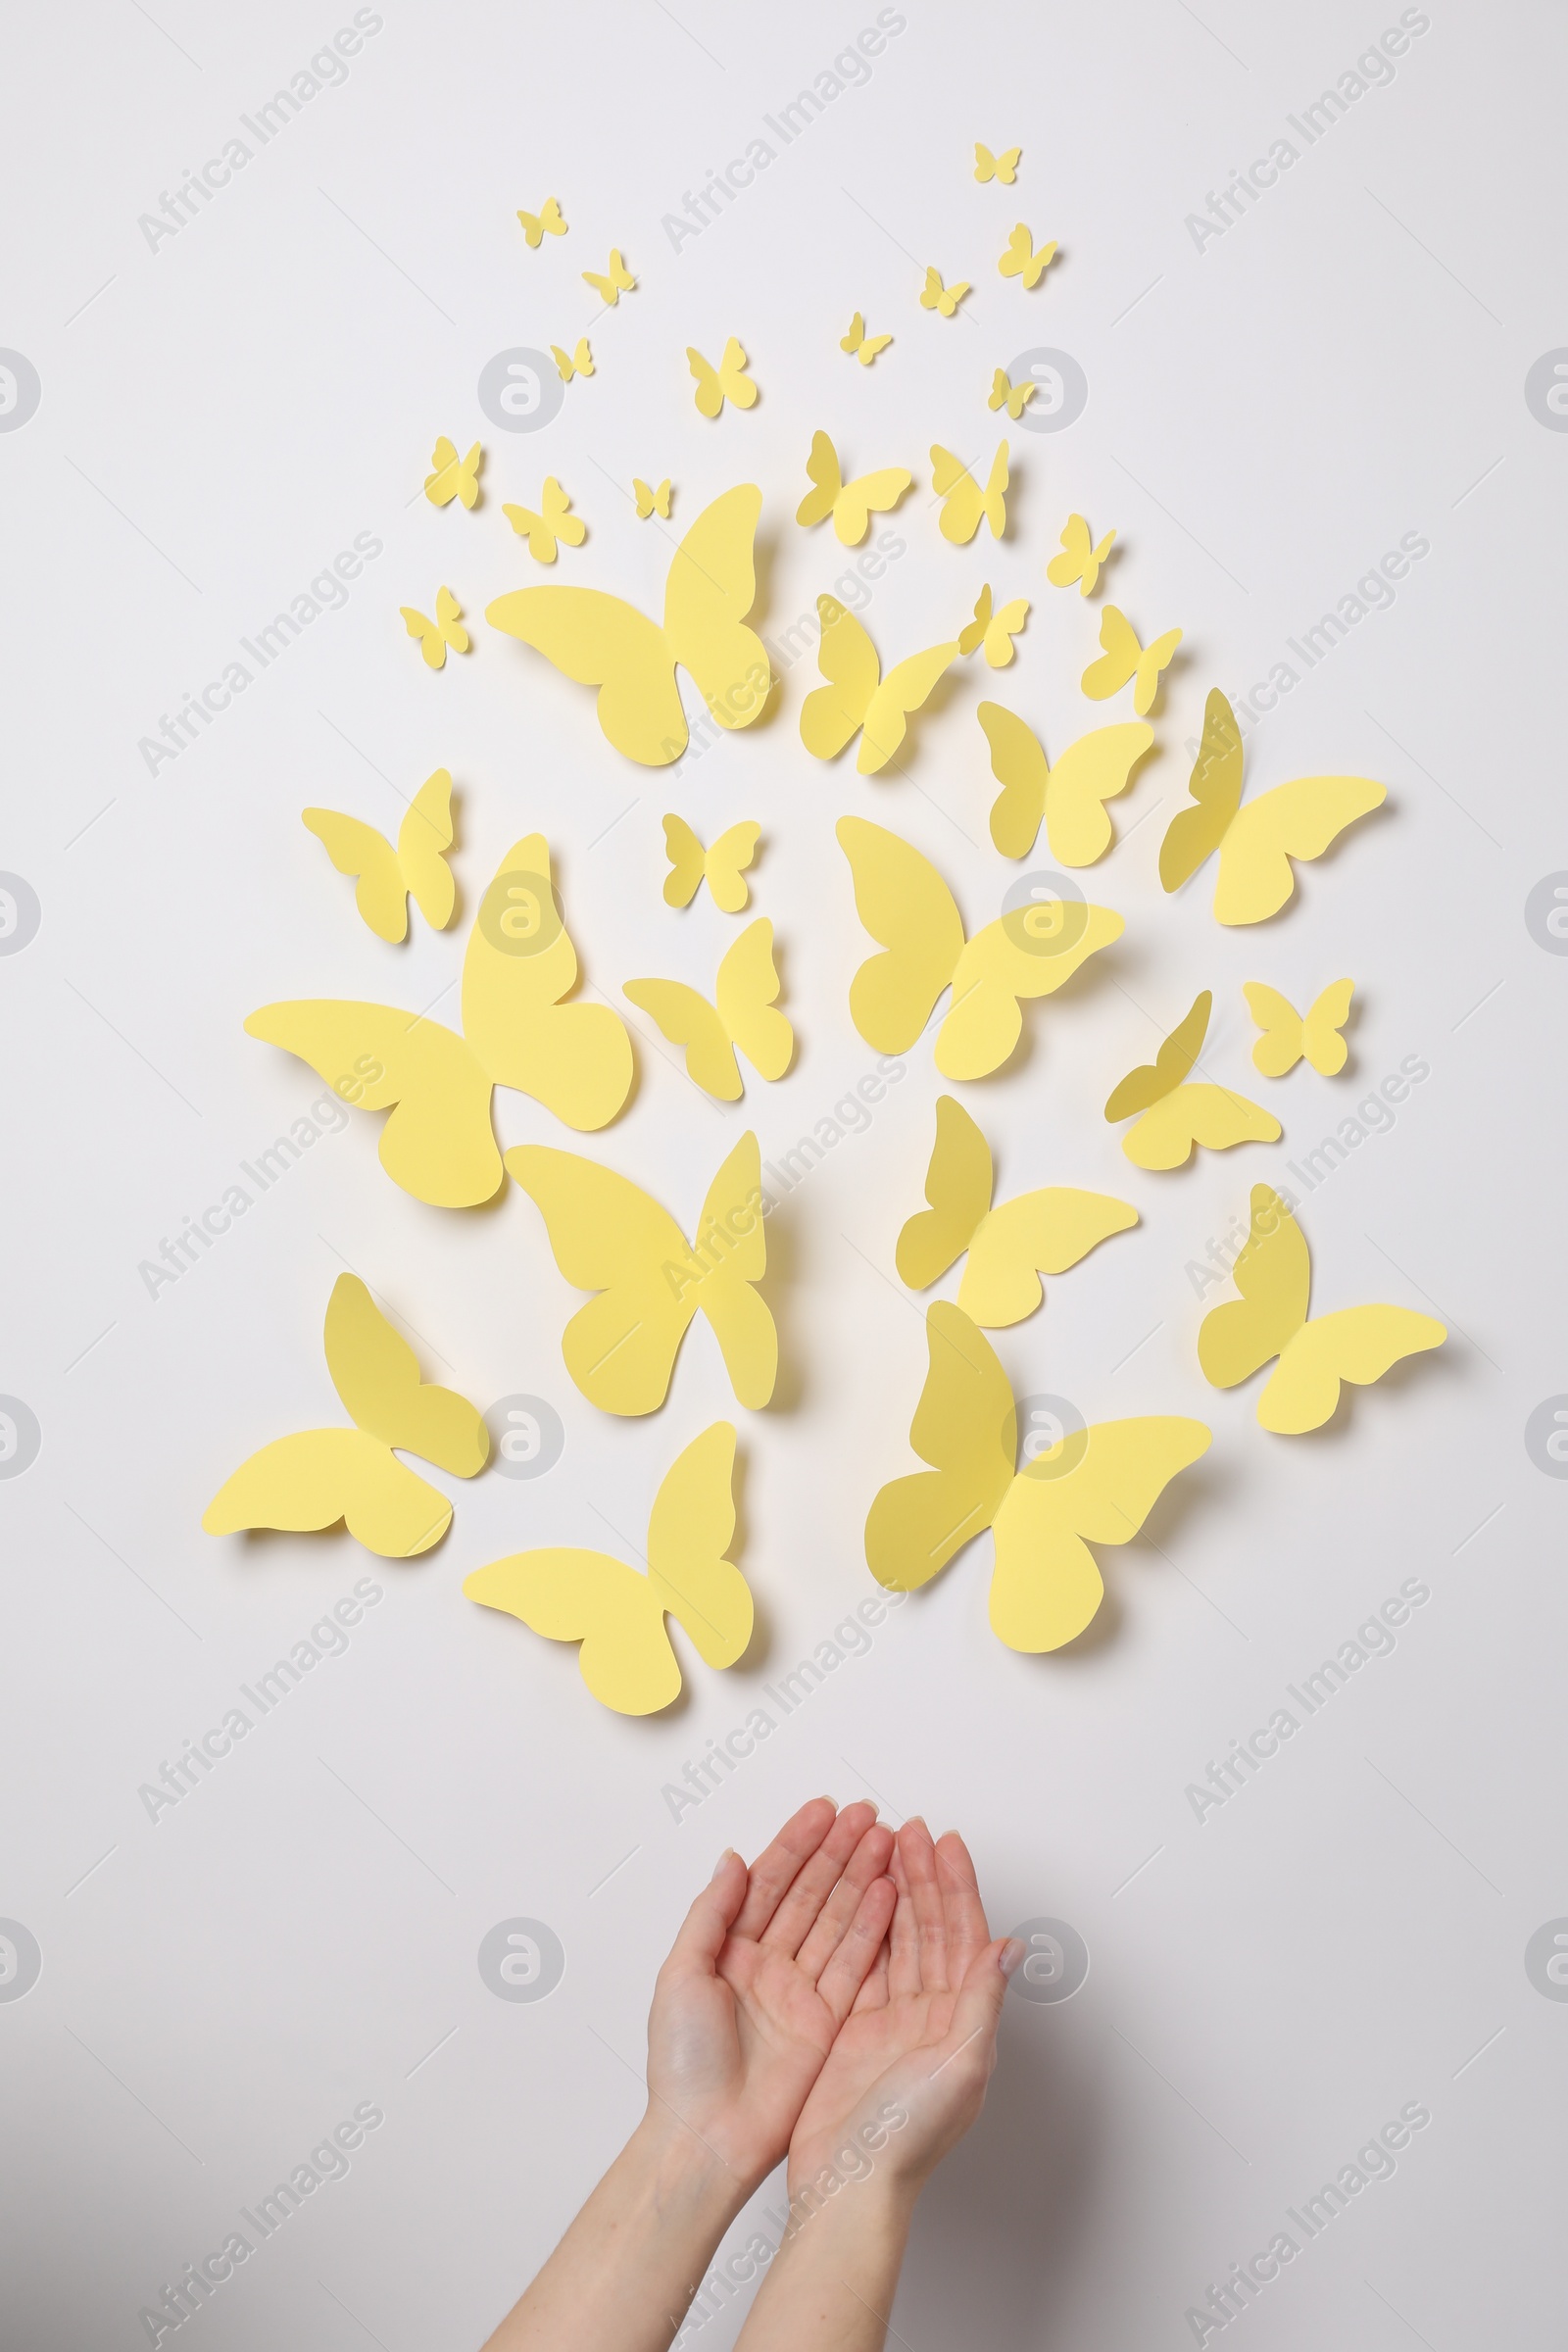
[998,223,1057,287]
[551,338,594,381]
[688,339,758,416]
[517,197,566,247]
[634,476,673,519]
[503,477,586,564]
[245,835,633,1207]
[465,1423,749,1715]
[486,486,770,766]
[507,1132,775,1416]
[203,1276,488,1557]
[866,1302,1210,1651]
[837,815,1122,1080]
[795,431,911,547]
[988,368,1036,419]
[898,1096,1137,1327]
[919,267,970,317]
[974,142,1021,184]
[959,586,1030,668]
[583,248,636,304]
[624,919,792,1102]
[977,703,1154,863]
[1161,692,1387,926]
[1081,606,1181,713]
[302,769,457,944]
[841,312,893,366]
[800,596,958,776]
[662,814,760,911]
[400,587,468,669]
[1103,990,1279,1169]
[1199,1186,1446,1434]
[1047,514,1116,597]
[1244,979,1354,1076]
[423,438,482,511]
[931,443,1008,543]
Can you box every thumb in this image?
[941,1936,1016,2067]
[665,1849,748,1976]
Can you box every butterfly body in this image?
[958,586,1029,668]
[931,443,1008,543]
[424,438,482,511]
[796,431,911,547]
[624,918,793,1101]
[1082,605,1180,713]
[303,768,456,943]
[503,477,585,564]
[583,248,636,304]
[841,312,893,365]
[978,703,1154,864]
[1245,979,1354,1075]
[974,143,1021,183]
[801,596,958,775]
[517,197,566,246]
[662,814,760,911]
[1047,514,1116,597]
[920,268,970,317]
[1103,990,1279,1169]
[400,587,468,668]
[687,338,758,416]
[634,476,672,519]
[999,223,1056,287]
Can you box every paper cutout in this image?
[552,339,594,381]
[931,443,1008,543]
[487,486,769,765]
[503,477,586,564]
[662,814,760,910]
[836,815,1122,1080]
[203,1275,488,1556]
[688,339,758,416]
[1081,606,1180,713]
[974,143,1021,184]
[1199,1186,1446,1433]
[920,268,970,317]
[978,703,1153,863]
[796,431,911,547]
[400,587,469,669]
[1103,990,1280,1169]
[634,476,672,519]
[800,596,958,775]
[465,1423,748,1715]
[1245,981,1353,1077]
[1161,692,1386,926]
[842,312,893,365]
[303,769,456,943]
[998,224,1057,287]
[517,197,566,246]
[625,918,792,1101]
[246,835,633,1206]
[959,586,1029,668]
[898,1096,1137,1327]
[865,1302,1209,1651]
[583,248,636,304]
[507,1132,775,1416]
[424,438,482,511]
[988,368,1036,419]
[1047,514,1116,597]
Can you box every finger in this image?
[934,1830,990,1984]
[730,1798,838,1941]
[663,1848,749,1979]
[760,1800,879,1956]
[900,1818,950,1991]
[794,1823,895,1981]
[815,1874,898,2022]
[886,1838,922,1998]
[852,1937,892,2014]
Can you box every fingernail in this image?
[1000,1938,1025,1978]
[711,1848,737,1881]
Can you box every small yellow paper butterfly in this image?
[842,311,893,365]
[974,143,1021,184]
[931,442,1008,544]
[959,585,1030,668]
[866,1301,1209,1652]
[898,1096,1137,1328]
[688,338,759,416]
[503,477,586,564]
[1103,991,1279,1170]
[634,475,673,519]
[625,919,792,1102]
[837,816,1122,1081]
[801,596,958,776]
[400,587,469,669]
[1047,514,1117,597]
[203,1276,488,1558]
[302,769,457,944]
[465,1423,749,1715]
[1199,1186,1446,1434]
[1161,692,1387,926]
[517,197,566,247]
[988,367,1036,419]
[507,1132,775,1416]
[1081,605,1181,714]
[977,704,1154,863]
[423,438,483,511]
[1244,980,1354,1077]
[795,430,911,547]
[551,338,594,381]
[919,267,970,317]
[583,248,636,304]
[662,814,760,911]
[999,223,1057,288]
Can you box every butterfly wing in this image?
[1159,689,1246,892]
[1046,514,1091,589]
[1259,1306,1446,1435]
[623,978,742,1101]
[400,607,446,668]
[859,639,960,774]
[835,816,966,1052]
[715,918,793,1082]
[1301,978,1354,1075]
[647,1421,752,1668]
[998,223,1029,278]
[465,1547,683,1715]
[937,904,1123,1081]
[1198,1185,1311,1390]
[931,445,981,544]
[842,312,866,354]
[203,1427,454,1557]
[302,809,408,943]
[979,443,1009,539]
[982,596,1029,666]
[978,703,1049,859]
[1103,990,1212,1122]
[434,587,468,653]
[662,813,707,907]
[958,1189,1138,1329]
[503,504,555,563]
[974,145,998,181]
[958,586,994,659]
[634,477,656,517]
[919,268,943,310]
[1042,723,1155,866]
[690,1132,776,1409]
[1243,982,1305,1076]
[800,595,881,761]
[543,477,584,548]
[1214,775,1386,925]
[865,1302,1017,1592]
[397,768,456,931]
[424,437,462,508]
[462,834,633,1130]
[662,485,770,735]
[1120,1083,1282,1171]
[1130,627,1180,715]
[831,466,911,549]
[896,1095,992,1292]
[796,430,844,529]
[485,582,686,762]
[1080,605,1141,702]
[859,333,892,364]
[717,338,758,409]
[705,820,760,913]
[687,347,722,415]
[321,1274,488,1474]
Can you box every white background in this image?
[2,1,1564,2344]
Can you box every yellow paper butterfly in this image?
[503,477,586,564]
[245,834,633,1207]
[1103,990,1279,1170]
[517,197,566,247]
[1081,605,1181,714]
[800,596,958,776]
[842,312,893,366]
[837,815,1122,1081]
[1199,1186,1446,1434]
[551,338,594,381]
[507,1132,775,1416]
[1244,979,1354,1077]
[688,338,759,416]
[866,1301,1210,1651]
[999,223,1057,288]
[400,587,469,669]
[988,368,1036,419]
[1047,514,1117,597]
[974,143,1021,184]
[486,486,770,766]
[624,919,792,1102]
[795,431,911,547]
[931,442,1008,543]
[977,704,1154,864]
[898,1096,1137,1328]
[959,586,1030,668]
[920,267,970,317]
[423,438,483,511]
[583,248,636,304]
[634,476,673,519]
[465,1423,749,1716]
[662,814,760,911]
[1161,692,1387,926]
[302,769,457,944]
[203,1276,488,1558]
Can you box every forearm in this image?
[732,2178,917,2352]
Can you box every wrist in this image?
[630,2103,754,2223]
